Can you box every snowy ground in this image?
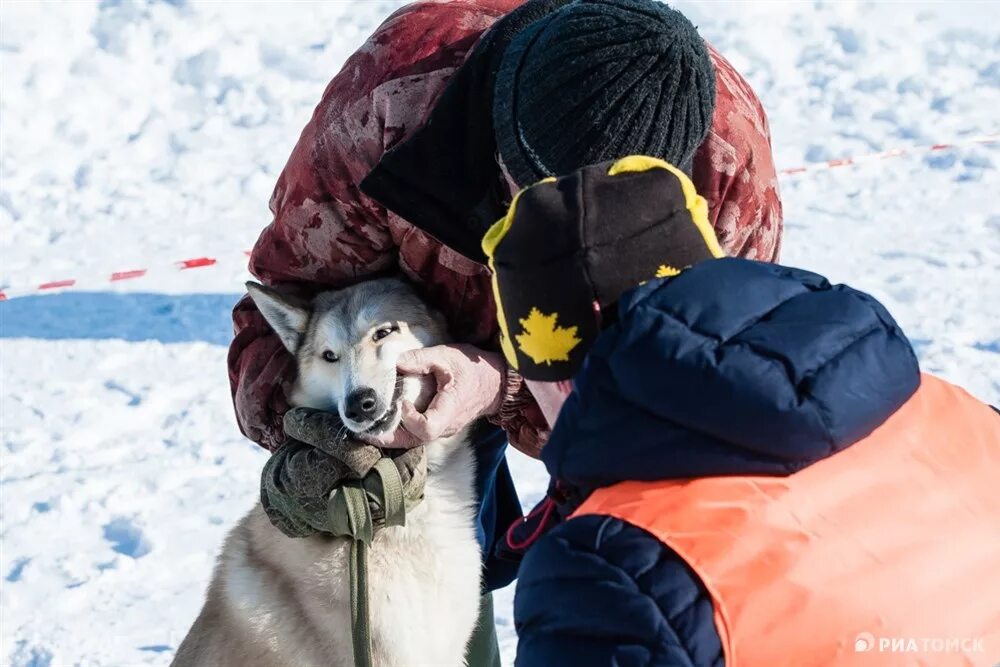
[1,1,997,665]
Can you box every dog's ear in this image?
[245,281,310,353]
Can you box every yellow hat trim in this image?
[481,176,557,369]
[607,155,726,259]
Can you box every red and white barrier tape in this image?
[777,134,997,175]
[0,253,252,301]
[1,134,996,301]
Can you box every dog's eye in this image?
[321,350,339,363]
[372,326,397,342]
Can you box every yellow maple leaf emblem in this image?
[515,308,581,365]
[655,264,681,278]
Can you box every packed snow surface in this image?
[1,1,997,665]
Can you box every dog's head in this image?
[246,278,449,436]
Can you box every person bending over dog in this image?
[466,157,996,666]
[228,1,781,661]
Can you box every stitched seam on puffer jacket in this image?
[623,258,832,332]
[723,321,883,457]
[597,310,826,467]
[516,576,699,667]
[630,302,721,343]
[554,286,876,477]
[597,518,712,651]
[801,324,888,454]
[629,287,810,351]
[629,274,815,345]
[798,321,884,392]
[518,527,704,666]
[637,289,890,443]
[843,288,922,377]
[717,292,812,345]
[556,358,816,479]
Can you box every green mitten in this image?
[260,408,426,538]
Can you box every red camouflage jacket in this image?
[228,0,783,457]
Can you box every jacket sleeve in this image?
[514,514,724,667]
[491,370,551,458]
[696,45,783,263]
[228,1,532,451]
[228,4,442,451]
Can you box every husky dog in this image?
[173,278,482,667]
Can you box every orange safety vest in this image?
[573,375,1000,666]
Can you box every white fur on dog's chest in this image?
[227,439,481,667]
[362,489,482,664]
[365,442,482,666]
[349,450,477,662]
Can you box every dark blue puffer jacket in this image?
[513,258,920,667]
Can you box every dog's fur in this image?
[173,278,482,667]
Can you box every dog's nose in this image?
[344,388,380,422]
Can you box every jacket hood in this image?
[541,258,921,489]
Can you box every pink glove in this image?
[365,344,506,449]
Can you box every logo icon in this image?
[855,632,875,653]
[515,308,581,366]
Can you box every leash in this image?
[327,457,408,667]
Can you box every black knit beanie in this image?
[493,0,716,186]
